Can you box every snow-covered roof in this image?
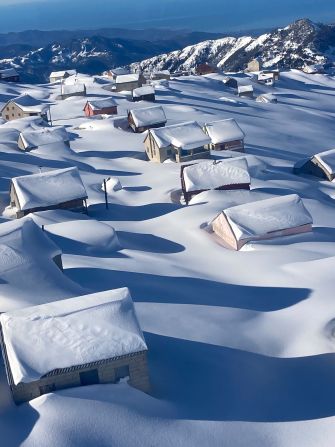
[50,70,76,79]
[1,287,147,385]
[256,93,277,103]
[183,157,250,192]
[150,121,211,151]
[19,126,69,150]
[3,94,49,114]
[109,67,130,76]
[61,83,86,95]
[238,85,254,94]
[314,149,335,175]
[204,119,245,144]
[129,105,166,127]
[221,194,313,242]
[85,97,117,110]
[12,167,87,211]
[0,68,19,78]
[132,86,155,98]
[115,73,140,84]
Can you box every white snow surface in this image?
[115,73,140,84]
[19,126,69,149]
[129,105,166,127]
[184,158,250,192]
[314,149,335,175]
[1,70,335,446]
[238,85,254,94]
[12,167,87,211]
[132,85,155,97]
[61,83,86,95]
[224,194,313,241]
[1,287,147,385]
[150,120,210,150]
[204,118,245,144]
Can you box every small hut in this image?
[115,73,144,92]
[128,105,167,133]
[181,157,251,204]
[257,72,275,86]
[238,85,254,98]
[10,166,88,218]
[0,68,20,82]
[18,126,70,151]
[144,121,211,163]
[294,148,335,181]
[211,194,313,250]
[0,287,150,404]
[256,93,278,104]
[203,118,245,152]
[222,76,238,89]
[195,63,218,75]
[83,98,117,117]
[49,70,77,83]
[107,67,130,80]
[0,94,49,122]
[246,58,262,72]
[132,86,155,102]
[60,83,86,100]
[262,69,280,80]
[151,70,171,80]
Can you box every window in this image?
[79,369,100,386]
[5,115,9,120]
[6,107,9,111]
[115,365,130,381]
[11,114,14,117]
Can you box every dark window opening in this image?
[80,369,100,386]
[115,365,130,381]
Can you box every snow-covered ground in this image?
[1,70,335,446]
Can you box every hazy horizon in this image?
[0,0,333,34]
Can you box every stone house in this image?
[0,287,150,404]
[128,105,167,133]
[294,148,335,181]
[144,121,211,163]
[203,118,245,152]
[10,166,88,218]
[83,98,117,117]
[211,194,313,250]
[181,157,251,204]
[0,94,49,122]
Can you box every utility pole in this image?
[103,178,109,210]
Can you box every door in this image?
[79,369,100,386]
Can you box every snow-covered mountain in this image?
[132,19,335,72]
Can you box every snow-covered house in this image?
[257,72,275,86]
[181,157,251,204]
[222,76,238,89]
[144,121,211,163]
[151,70,171,80]
[115,73,144,92]
[107,67,130,80]
[203,118,245,152]
[83,98,117,117]
[49,70,77,83]
[294,148,335,181]
[238,85,254,98]
[261,69,280,80]
[60,83,86,100]
[10,167,88,218]
[246,58,262,72]
[1,94,49,122]
[195,63,218,75]
[128,105,167,133]
[0,287,150,404]
[131,86,155,102]
[18,126,70,151]
[211,194,313,250]
[0,68,20,82]
[256,93,278,104]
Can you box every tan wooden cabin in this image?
[294,148,335,181]
[203,118,245,152]
[1,94,49,122]
[181,157,251,204]
[144,121,211,163]
[49,70,77,83]
[115,73,145,92]
[10,166,88,218]
[128,105,166,133]
[0,288,150,404]
[246,58,262,72]
[211,194,313,250]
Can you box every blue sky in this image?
[0,0,334,33]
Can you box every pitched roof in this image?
[12,166,87,211]
[238,85,254,94]
[61,83,86,95]
[50,70,77,78]
[115,73,140,84]
[2,94,49,114]
[132,85,155,98]
[1,287,147,385]
[19,126,69,150]
[129,105,166,127]
[204,119,245,144]
[150,121,210,151]
[313,149,335,175]
[85,97,117,110]
[183,157,250,192]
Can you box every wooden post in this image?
[103,179,109,210]
[49,106,53,127]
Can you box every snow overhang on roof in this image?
[150,121,211,151]
[130,105,166,127]
[86,97,117,110]
[204,119,245,144]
